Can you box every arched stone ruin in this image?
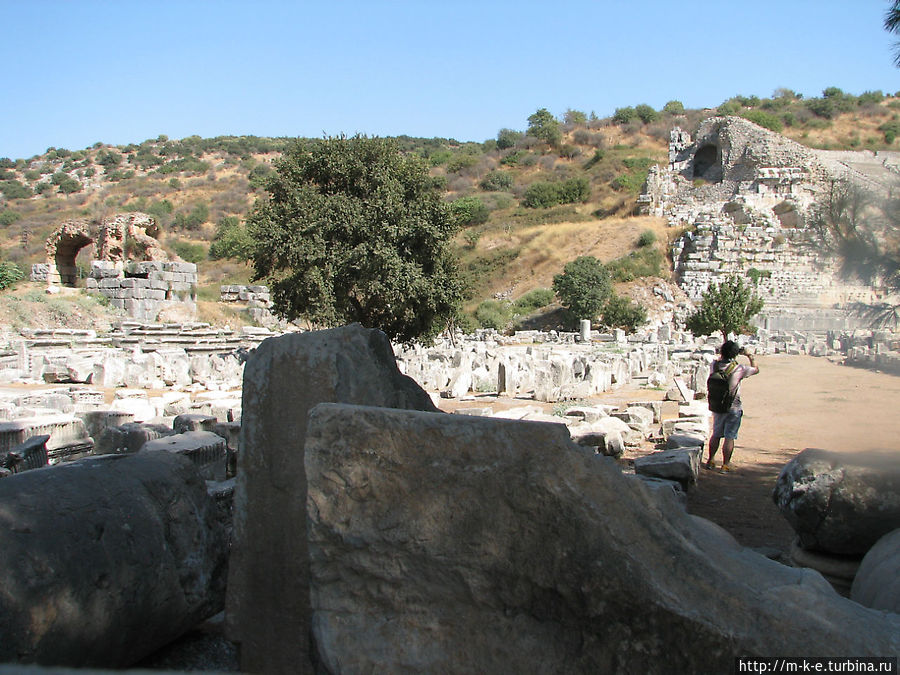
[40,213,198,321]
[691,143,720,181]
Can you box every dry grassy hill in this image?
[1,89,898,331]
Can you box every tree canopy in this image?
[526,108,562,146]
[552,256,613,321]
[247,135,463,343]
[685,275,764,340]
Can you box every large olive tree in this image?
[247,135,462,343]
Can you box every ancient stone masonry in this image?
[219,284,282,327]
[34,212,199,322]
[640,116,898,331]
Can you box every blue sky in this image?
[2,1,898,161]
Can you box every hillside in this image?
[1,87,899,330]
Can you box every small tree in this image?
[526,108,562,146]
[663,100,685,115]
[496,128,523,150]
[601,295,647,332]
[247,135,462,343]
[552,256,612,323]
[685,275,764,340]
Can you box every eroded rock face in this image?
[0,452,227,668]
[305,404,899,672]
[226,324,438,674]
[773,448,900,555]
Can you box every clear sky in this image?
[1,1,898,161]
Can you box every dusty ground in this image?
[439,353,900,556]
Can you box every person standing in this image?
[705,340,759,472]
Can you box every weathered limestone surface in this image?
[305,404,899,672]
[850,528,900,613]
[141,430,227,481]
[225,324,438,674]
[0,452,227,668]
[773,448,900,555]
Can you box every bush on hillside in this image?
[0,209,21,227]
[0,180,32,200]
[512,287,555,314]
[601,295,647,332]
[479,170,513,192]
[450,196,490,226]
[522,177,590,208]
[634,104,659,124]
[0,261,24,290]
[172,240,207,263]
[741,110,784,133]
[605,247,664,282]
[612,107,637,124]
[663,100,685,115]
[637,229,656,247]
[174,202,209,230]
[496,128,524,149]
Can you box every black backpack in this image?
[707,361,738,413]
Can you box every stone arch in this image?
[45,221,97,287]
[692,143,720,181]
[773,200,801,228]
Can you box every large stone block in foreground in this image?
[773,448,900,555]
[305,404,899,673]
[225,324,438,674]
[0,452,227,668]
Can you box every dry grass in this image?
[467,215,668,299]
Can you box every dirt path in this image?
[439,353,900,555]
[684,354,900,553]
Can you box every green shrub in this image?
[209,216,254,261]
[0,261,24,290]
[601,295,646,332]
[174,202,209,230]
[500,150,524,166]
[634,104,659,124]
[637,229,656,247]
[512,287,554,314]
[663,100,685,115]
[522,177,590,208]
[479,170,513,191]
[446,153,479,173]
[474,300,511,330]
[0,210,21,227]
[741,109,783,132]
[613,107,637,124]
[172,241,207,263]
[717,101,740,115]
[0,180,32,199]
[746,267,772,286]
[450,196,490,226]
[496,128,524,149]
[878,119,900,144]
[605,247,664,282]
[583,149,605,170]
[526,108,562,146]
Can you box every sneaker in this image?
[720,464,732,473]
[704,461,715,470]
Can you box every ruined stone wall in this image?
[641,117,892,329]
[86,261,198,322]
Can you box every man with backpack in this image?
[705,340,759,472]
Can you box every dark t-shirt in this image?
[711,358,759,411]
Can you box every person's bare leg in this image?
[722,438,735,469]
[707,436,721,466]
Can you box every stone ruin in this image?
[0,324,897,671]
[641,116,900,332]
[31,212,198,321]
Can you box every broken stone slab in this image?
[173,413,218,434]
[77,410,135,444]
[95,422,175,455]
[850,528,900,613]
[0,414,92,464]
[0,452,228,668]
[214,421,241,478]
[570,424,625,458]
[627,400,663,423]
[610,406,655,435]
[627,473,686,507]
[226,324,439,675]
[6,434,50,472]
[634,446,702,488]
[563,405,612,423]
[667,431,708,449]
[141,431,227,481]
[773,448,900,556]
[305,403,899,672]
